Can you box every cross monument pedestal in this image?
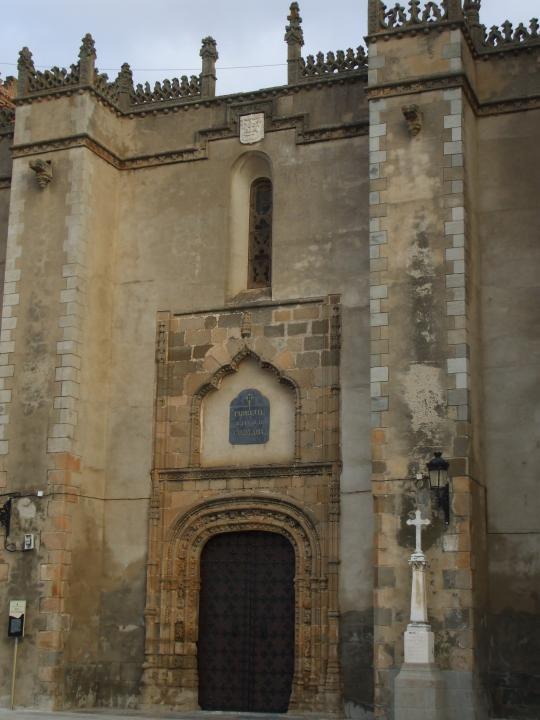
[394,510,445,720]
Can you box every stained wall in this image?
[0,76,373,714]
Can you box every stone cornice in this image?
[173,296,325,318]
[366,17,540,60]
[10,108,368,172]
[365,19,462,45]
[367,71,540,117]
[14,70,367,119]
[158,462,334,482]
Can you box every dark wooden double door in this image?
[198,531,295,713]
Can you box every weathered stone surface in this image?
[0,3,537,717]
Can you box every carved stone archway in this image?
[141,494,340,714]
[189,348,302,466]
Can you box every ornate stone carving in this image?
[200,37,218,98]
[300,47,367,78]
[285,3,305,84]
[189,348,300,466]
[142,494,339,712]
[284,2,304,47]
[17,47,35,96]
[240,311,252,338]
[481,18,539,49]
[463,0,481,24]
[29,159,53,189]
[132,76,201,106]
[200,36,218,62]
[402,104,423,136]
[369,0,449,32]
[0,107,15,133]
[240,113,265,144]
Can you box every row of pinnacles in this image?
[6,4,368,121]
[0,0,539,127]
[15,33,216,112]
[368,0,539,51]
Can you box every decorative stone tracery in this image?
[142,495,340,713]
[144,300,341,713]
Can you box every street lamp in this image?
[426,452,450,525]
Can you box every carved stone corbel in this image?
[29,159,53,189]
[402,104,423,137]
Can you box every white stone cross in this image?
[407,509,430,555]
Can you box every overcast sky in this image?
[1,1,538,95]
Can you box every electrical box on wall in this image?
[22,534,35,551]
[8,600,26,638]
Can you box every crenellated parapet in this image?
[0,106,15,136]
[131,76,202,107]
[367,0,540,56]
[14,34,217,113]
[368,0,461,34]
[0,76,16,135]
[300,48,367,78]
[476,17,539,52]
[286,4,367,84]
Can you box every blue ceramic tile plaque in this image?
[229,388,270,445]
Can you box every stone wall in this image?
[0,67,372,713]
[478,108,540,719]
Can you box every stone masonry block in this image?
[446,274,465,288]
[296,352,320,369]
[372,397,389,412]
[444,89,461,101]
[370,285,388,300]
[293,305,320,320]
[370,231,387,246]
[448,388,468,406]
[370,123,387,138]
[371,366,389,382]
[447,358,467,374]
[304,336,326,351]
[447,301,465,316]
[376,567,396,588]
[444,141,463,156]
[371,313,388,327]
[264,324,284,338]
[375,608,392,626]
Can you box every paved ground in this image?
[0,711,315,720]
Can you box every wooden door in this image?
[197,531,295,713]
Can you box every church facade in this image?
[0,2,538,718]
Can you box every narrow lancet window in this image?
[248,178,273,288]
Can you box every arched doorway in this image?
[197,531,295,713]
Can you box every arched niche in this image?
[228,152,273,299]
[199,357,295,467]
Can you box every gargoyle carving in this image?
[29,159,53,189]
[402,104,423,136]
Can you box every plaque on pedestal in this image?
[404,625,435,665]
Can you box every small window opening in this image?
[248,178,273,289]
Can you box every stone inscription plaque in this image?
[229,388,270,444]
[240,113,265,144]
[404,627,434,665]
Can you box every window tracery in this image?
[248,178,273,288]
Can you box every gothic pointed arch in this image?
[189,348,301,466]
